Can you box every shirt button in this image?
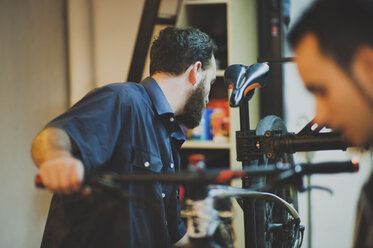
[162,193,166,198]
[170,163,174,169]
[169,117,175,122]
[144,161,150,167]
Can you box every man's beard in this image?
[176,82,206,129]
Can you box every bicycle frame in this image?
[184,185,303,248]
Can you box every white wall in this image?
[0,0,68,247]
[283,1,373,247]
[88,0,177,89]
[91,0,145,87]
[0,0,148,247]
[67,0,146,104]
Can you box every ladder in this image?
[127,0,181,83]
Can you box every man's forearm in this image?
[31,127,73,167]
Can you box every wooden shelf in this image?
[182,140,231,149]
[216,69,225,77]
[185,0,228,5]
[177,0,257,246]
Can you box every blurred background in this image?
[0,0,371,247]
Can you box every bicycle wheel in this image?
[254,115,299,248]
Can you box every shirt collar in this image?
[140,77,173,116]
[141,77,186,143]
[171,129,186,148]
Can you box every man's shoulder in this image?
[97,82,148,100]
[105,82,145,93]
[78,82,152,110]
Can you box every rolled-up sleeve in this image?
[46,86,125,172]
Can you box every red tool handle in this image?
[35,175,45,188]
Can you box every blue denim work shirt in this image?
[41,77,187,248]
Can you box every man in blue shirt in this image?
[31,27,217,248]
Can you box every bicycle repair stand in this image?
[224,63,349,248]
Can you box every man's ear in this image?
[188,61,202,86]
[353,45,373,83]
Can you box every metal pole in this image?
[239,101,257,248]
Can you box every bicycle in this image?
[35,62,357,248]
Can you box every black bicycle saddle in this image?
[224,63,270,107]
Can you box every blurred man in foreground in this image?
[288,0,373,247]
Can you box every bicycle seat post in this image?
[239,102,257,248]
[225,63,270,248]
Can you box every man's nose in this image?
[314,101,329,128]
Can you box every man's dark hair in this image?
[150,27,217,76]
[288,0,373,73]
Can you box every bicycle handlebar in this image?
[275,132,349,154]
[295,160,359,175]
[35,160,359,189]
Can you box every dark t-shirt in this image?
[41,77,186,248]
[353,170,373,248]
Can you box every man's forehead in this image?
[295,33,329,77]
[295,33,320,63]
[294,33,329,90]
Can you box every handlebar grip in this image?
[35,175,45,188]
[299,160,359,175]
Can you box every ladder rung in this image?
[155,15,177,25]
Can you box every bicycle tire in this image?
[253,115,299,248]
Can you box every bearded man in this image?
[31,26,217,248]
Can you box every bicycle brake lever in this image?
[224,63,269,107]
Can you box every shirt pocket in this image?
[131,147,163,174]
[129,147,164,208]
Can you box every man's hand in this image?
[31,127,86,194]
[39,157,85,194]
